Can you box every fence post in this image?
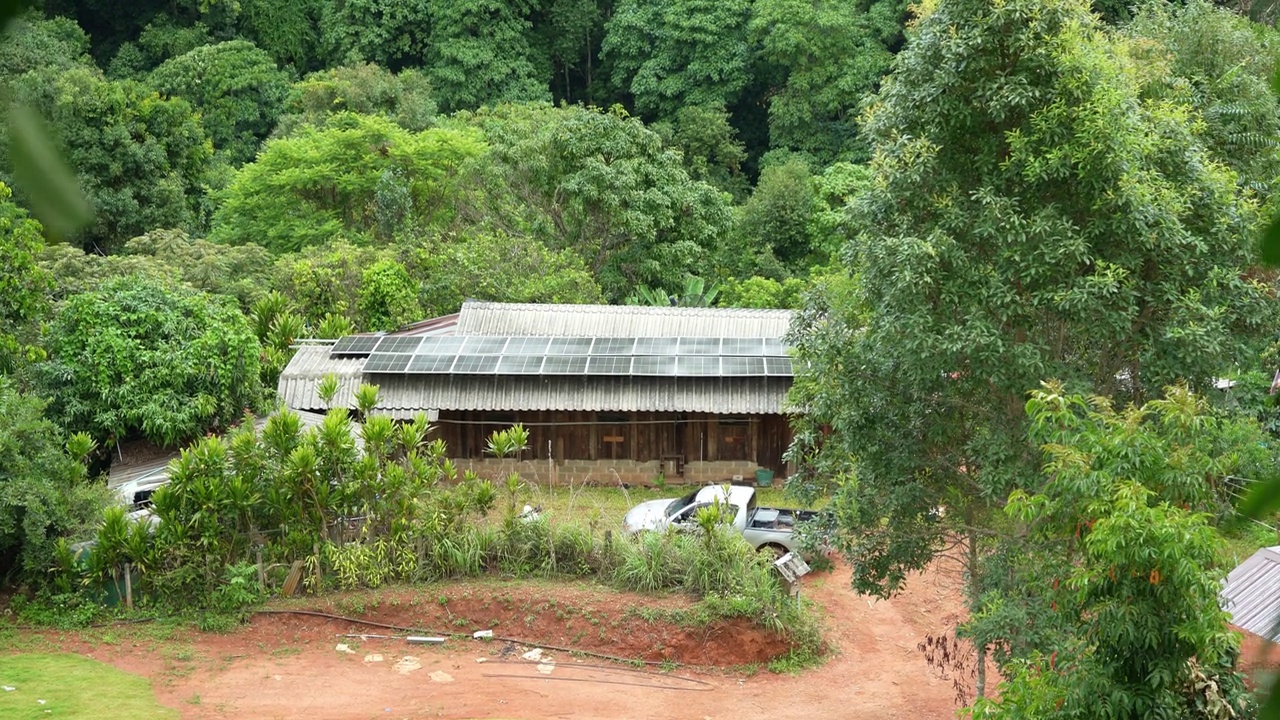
[312,542,322,593]
[124,562,133,610]
[256,547,266,591]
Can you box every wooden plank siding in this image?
[432,410,792,477]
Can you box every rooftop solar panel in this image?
[547,337,594,355]
[375,336,423,354]
[632,355,678,376]
[452,355,501,373]
[417,336,466,354]
[587,356,633,375]
[542,355,589,374]
[676,356,720,376]
[364,352,412,372]
[634,337,679,355]
[406,354,456,373]
[721,338,765,356]
[765,357,793,376]
[462,337,509,355]
[591,338,636,355]
[678,337,720,355]
[498,355,545,374]
[331,336,381,356]
[504,337,550,355]
[722,356,766,376]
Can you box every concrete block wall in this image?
[447,458,768,487]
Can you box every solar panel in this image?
[591,338,636,355]
[587,356,633,375]
[504,337,550,355]
[678,337,720,355]
[452,355,500,373]
[542,356,588,374]
[722,356,766,376]
[765,357,794,376]
[375,336,423,354]
[416,336,466,354]
[763,338,787,357]
[497,355,545,374]
[722,338,765,356]
[676,356,720,376]
[462,337,509,354]
[364,352,412,372]
[632,355,677,376]
[634,337,679,355]
[546,337,593,355]
[407,354,456,373]
[331,336,381,356]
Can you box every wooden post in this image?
[124,562,133,610]
[312,542,322,593]
[256,548,266,591]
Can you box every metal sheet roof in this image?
[454,301,795,338]
[1223,546,1280,641]
[366,375,793,417]
[277,344,368,412]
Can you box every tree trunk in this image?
[967,522,987,699]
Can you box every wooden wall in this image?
[432,410,792,475]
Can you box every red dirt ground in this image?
[33,560,973,719]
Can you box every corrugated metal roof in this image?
[277,344,367,412]
[391,313,460,336]
[366,375,792,417]
[1223,546,1280,641]
[454,301,795,338]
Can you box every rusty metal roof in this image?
[1223,546,1280,641]
[454,301,795,338]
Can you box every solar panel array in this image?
[339,335,794,378]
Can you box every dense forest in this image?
[6,0,1280,715]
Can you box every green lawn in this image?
[0,654,177,719]
[508,482,818,531]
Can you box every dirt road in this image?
[64,563,969,719]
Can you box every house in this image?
[277,301,797,486]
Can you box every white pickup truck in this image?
[621,484,819,556]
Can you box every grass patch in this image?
[0,653,178,719]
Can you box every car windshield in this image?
[665,490,699,517]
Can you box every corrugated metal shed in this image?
[1222,546,1280,641]
[277,344,368,412]
[454,301,795,338]
[367,375,792,418]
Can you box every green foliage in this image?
[36,276,263,446]
[968,385,1260,719]
[717,276,806,309]
[120,229,275,310]
[750,0,906,163]
[3,65,212,252]
[105,20,214,79]
[651,104,749,198]
[0,380,109,583]
[456,103,732,299]
[1125,0,1280,201]
[790,0,1276,601]
[236,0,326,72]
[278,64,437,136]
[210,112,484,253]
[320,0,431,71]
[626,276,721,307]
[149,40,293,165]
[734,158,816,270]
[603,0,752,117]
[425,0,551,113]
[356,258,422,332]
[411,230,604,315]
[0,180,51,373]
[0,14,94,80]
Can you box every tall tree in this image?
[750,0,907,163]
[149,40,293,165]
[36,276,262,447]
[210,112,484,253]
[787,0,1275,696]
[0,182,51,375]
[3,66,212,252]
[426,0,551,112]
[320,0,432,71]
[277,64,438,136]
[602,0,752,118]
